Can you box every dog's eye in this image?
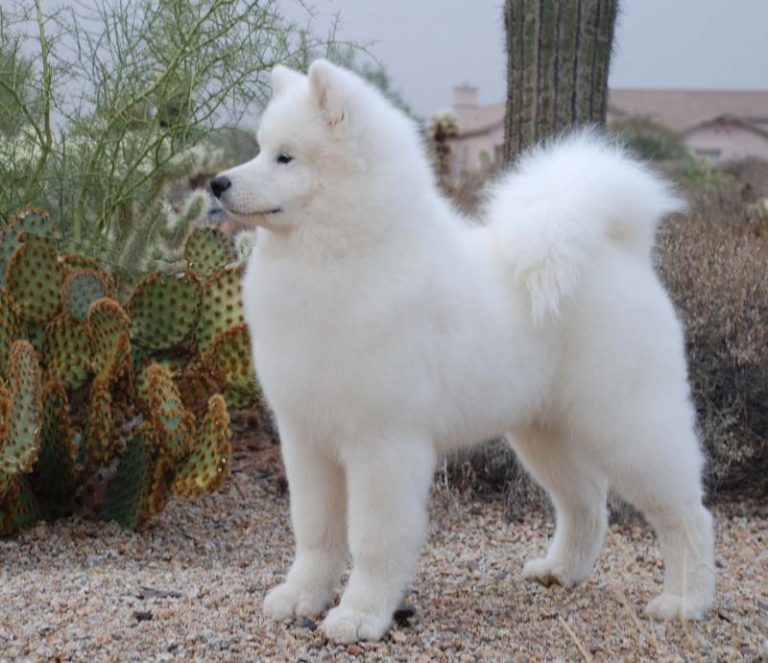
[276,153,293,164]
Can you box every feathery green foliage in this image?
[0,0,348,277]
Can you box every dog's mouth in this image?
[236,208,281,216]
[220,207,282,223]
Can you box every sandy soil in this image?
[1,438,766,662]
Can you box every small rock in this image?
[134,611,153,623]
[393,605,416,627]
[345,644,364,656]
[298,617,317,631]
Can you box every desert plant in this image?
[0,0,347,264]
[0,207,261,535]
[655,188,768,498]
[429,110,459,193]
[450,0,620,512]
[502,0,619,160]
[681,155,741,193]
[609,115,688,161]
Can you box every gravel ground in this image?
[1,439,766,663]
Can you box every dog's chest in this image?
[241,253,409,413]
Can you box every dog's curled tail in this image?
[485,130,685,323]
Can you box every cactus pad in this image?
[126,272,201,350]
[100,433,153,530]
[141,364,194,464]
[63,269,108,321]
[32,380,77,509]
[82,375,114,475]
[0,381,11,499]
[88,298,131,381]
[184,226,234,277]
[44,315,93,390]
[145,455,174,518]
[0,472,16,501]
[0,478,41,537]
[0,207,52,286]
[195,265,245,352]
[61,254,115,295]
[22,321,45,355]
[0,341,43,477]
[201,323,259,409]
[0,287,21,375]
[7,206,52,236]
[0,378,9,443]
[175,367,220,415]
[172,394,232,497]
[5,235,66,323]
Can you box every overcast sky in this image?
[283,0,768,116]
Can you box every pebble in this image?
[0,472,764,661]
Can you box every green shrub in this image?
[610,115,687,161]
[0,0,346,272]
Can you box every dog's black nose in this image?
[210,176,232,198]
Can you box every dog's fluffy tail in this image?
[485,130,685,323]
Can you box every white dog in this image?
[211,59,715,643]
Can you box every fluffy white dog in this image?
[211,59,715,643]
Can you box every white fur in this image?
[215,59,715,643]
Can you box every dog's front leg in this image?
[263,430,348,620]
[321,437,435,643]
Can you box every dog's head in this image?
[211,59,426,234]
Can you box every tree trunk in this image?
[503,0,619,162]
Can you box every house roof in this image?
[682,113,768,141]
[453,102,505,135]
[450,89,768,137]
[607,89,768,132]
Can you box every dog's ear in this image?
[308,59,348,128]
[271,65,305,96]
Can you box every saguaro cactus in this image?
[503,0,619,161]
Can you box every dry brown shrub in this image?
[442,174,768,505]
[656,184,768,498]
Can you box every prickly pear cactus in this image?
[63,269,108,321]
[195,265,245,351]
[1,341,43,478]
[32,380,78,510]
[126,272,201,350]
[0,207,54,287]
[99,432,155,529]
[173,394,232,497]
[184,226,235,277]
[0,207,264,537]
[44,315,93,390]
[0,342,44,535]
[200,323,260,410]
[141,363,194,464]
[0,289,21,374]
[6,235,66,323]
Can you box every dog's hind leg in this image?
[604,423,715,620]
[510,427,609,588]
[263,428,348,621]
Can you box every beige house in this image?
[446,86,768,175]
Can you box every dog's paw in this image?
[263,582,330,621]
[522,557,588,588]
[644,592,712,621]
[320,606,390,643]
